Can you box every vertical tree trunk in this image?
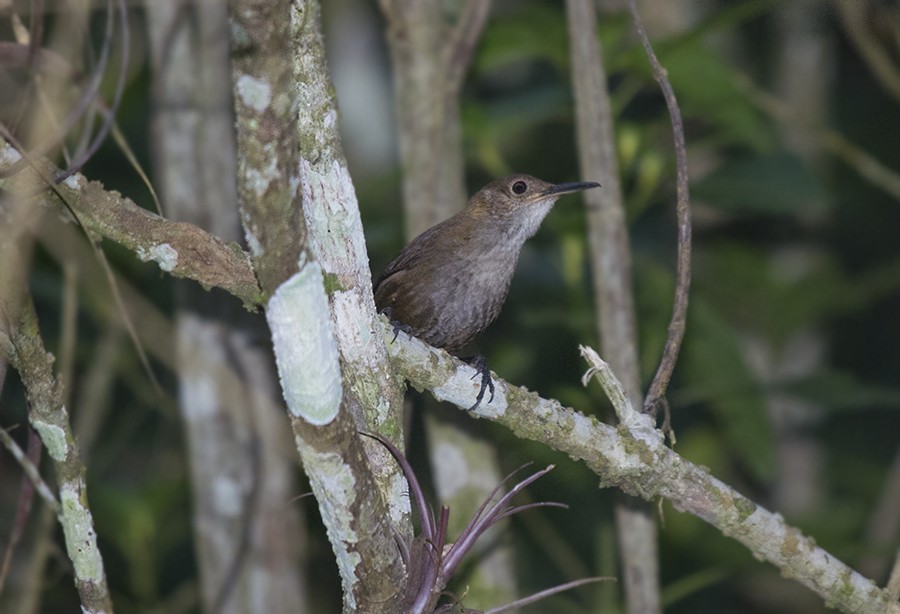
[147,2,308,611]
[567,1,661,612]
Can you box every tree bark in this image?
[566,0,660,611]
[147,2,309,611]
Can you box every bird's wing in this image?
[372,221,449,294]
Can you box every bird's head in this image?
[466,174,600,238]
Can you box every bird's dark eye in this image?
[512,180,528,194]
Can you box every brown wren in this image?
[374,173,600,408]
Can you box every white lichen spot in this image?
[300,160,369,268]
[331,290,375,364]
[373,398,391,427]
[267,261,342,424]
[236,74,271,113]
[212,476,243,516]
[245,232,263,257]
[302,448,362,610]
[60,481,104,583]
[151,243,178,271]
[136,243,178,272]
[246,146,280,198]
[32,420,68,461]
[0,143,23,165]
[389,471,412,525]
[431,441,469,498]
[570,412,595,448]
[324,109,337,130]
[63,174,85,190]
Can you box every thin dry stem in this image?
[626,0,693,418]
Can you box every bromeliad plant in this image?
[363,433,610,614]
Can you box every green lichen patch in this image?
[60,482,105,583]
[33,419,68,461]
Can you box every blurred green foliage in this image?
[1,1,899,613]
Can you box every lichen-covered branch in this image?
[0,205,112,613]
[384,323,900,614]
[146,0,308,610]
[230,1,406,610]
[376,1,514,606]
[0,141,262,308]
[290,0,409,478]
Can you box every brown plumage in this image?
[374,174,599,407]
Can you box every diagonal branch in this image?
[0,139,263,307]
[383,324,900,614]
[833,0,900,104]
[0,427,60,514]
[445,0,494,94]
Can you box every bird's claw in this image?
[382,307,415,344]
[390,321,415,344]
[466,355,495,411]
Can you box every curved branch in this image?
[0,140,263,308]
[626,0,693,418]
[230,1,407,610]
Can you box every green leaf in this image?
[473,5,570,74]
[693,151,829,214]
[696,244,844,344]
[661,40,773,150]
[779,369,900,412]
[683,300,776,481]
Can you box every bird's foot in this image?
[464,355,495,411]
[390,321,416,344]
[382,307,415,344]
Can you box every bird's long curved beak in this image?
[544,181,601,196]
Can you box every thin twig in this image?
[0,427,60,514]
[0,0,119,179]
[735,73,900,202]
[445,0,493,93]
[0,427,45,594]
[484,577,616,614]
[626,0,692,418]
[833,0,900,104]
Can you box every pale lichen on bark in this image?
[297,447,363,611]
[266,257,343,424]
[231,2,408,608]
[31,419,69,461]
[289,1,410,542]
[59,481,105,583]
[290,0,405,439]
